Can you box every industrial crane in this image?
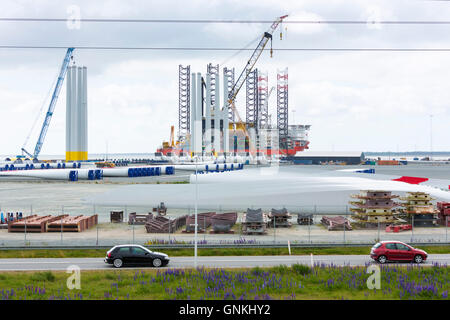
[159,125,176,154]
[21,47,75,159]
[226,15,287,137]
[169,125,175,147]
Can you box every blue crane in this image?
[21,47,75,159]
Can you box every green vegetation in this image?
[0,245,448,259]
[0,249,108,259]
[30,271,56,282]
[0,264,448,300]
[292,263,312,276]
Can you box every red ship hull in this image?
[156,142,309,156]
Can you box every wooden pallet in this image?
[145,215,186,233]
[128,213,151,225]
[47,215,98,232]
[8,215,68,233]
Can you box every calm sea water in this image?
[1,153,157,161]
[2,152,450,161]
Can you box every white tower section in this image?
[190,73,197,155]
[194,73,203,154]
[66,65,88,161]
[204,74,212,154]
[222,73,230,155]
[213,73,221,154]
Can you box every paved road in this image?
[0,254,448,271]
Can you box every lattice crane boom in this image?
[227,15,287,109]
[226,15,287,146]
[22,48,75,159]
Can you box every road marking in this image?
[0,257,447,265]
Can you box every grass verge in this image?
[0,264,448,300]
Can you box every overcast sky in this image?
[1,0,450,156]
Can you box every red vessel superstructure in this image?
[157,124,310,156]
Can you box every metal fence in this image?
[0,203,448,247]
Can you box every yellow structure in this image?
[350,190,399,226]
[66,151,88,161]
[398,192,438,227]
[399,192,438,215]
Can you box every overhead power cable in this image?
[2,18,450,25]
[2,45,450,52]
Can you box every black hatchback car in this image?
[104,244,170,268]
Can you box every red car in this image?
[370,241,428,264]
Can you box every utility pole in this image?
[194,158,198,268]
[105,140,109,161]
[430,114,433,161]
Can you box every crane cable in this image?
[219,34,261,67]
[22,72,59,151]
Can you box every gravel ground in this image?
[0,164,449,246]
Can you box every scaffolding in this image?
[258,70,269,129]
[223,67,235,122]
[277,67,289,150]
[246,68,259,131]
[178,65,191,143]
[207,63,219,108]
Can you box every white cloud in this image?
[284,12,328,35]
[0,0,450,156]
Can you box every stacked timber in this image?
[145,214,187,233]
[399,192,438,227]
[8,215,68,233]
[242,208,267,235]
[210,212,238,233]
[128,212,152,225]
[437,202,450,226]
[47,215,98,232]
[321,216,352,231]
[350,190,400,228]
[297,213,313,225]
[110,211,124,223]
[268,208,292,228]
[184,212,216,233]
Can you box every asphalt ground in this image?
[0,254,448,271]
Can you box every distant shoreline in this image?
[365,151,450,156]
[2,151,450,161]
